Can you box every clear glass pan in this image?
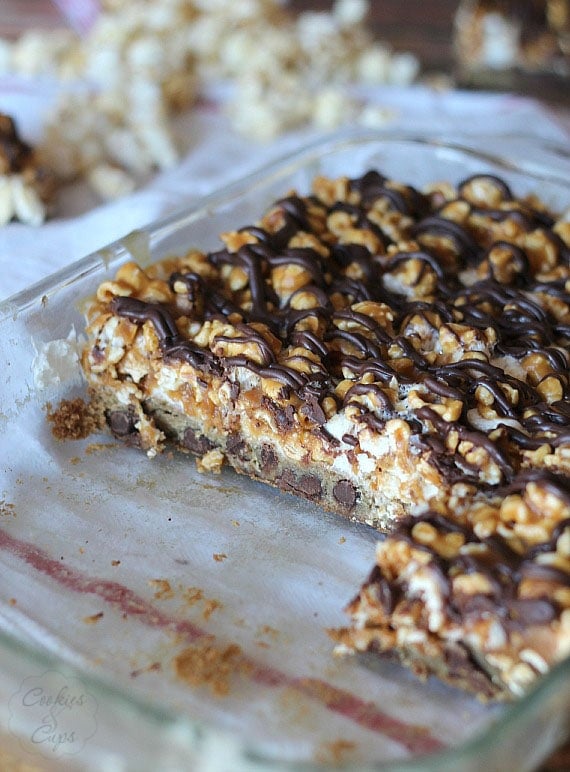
[1,131,570,771]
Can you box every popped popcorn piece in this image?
[87,163,136,200]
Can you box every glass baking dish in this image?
[1,131,569,772]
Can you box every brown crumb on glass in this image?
[149,578,175,600]
[213,552,227,562]
[47,398,103,441]
[83,612,104,624]
[181,586,204,607]
[315,739,357,765]
[86,442,115,454]
[202,599,223,620]
[257,624,280,640]
[0,500,16,517]
[130,661,162,678]
[173,641,248,697]
[196,448,225,474]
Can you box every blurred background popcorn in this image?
[454,0,569,84]
[0,0,421,206]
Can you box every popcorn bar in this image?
[0,112,56,226]
[69,165,570,700]
[334,475,570,700]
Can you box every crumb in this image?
[315,739,357,765]
[277,686,313,726]
[83,612,104,624]
[0,500,16,517]
[79,547,84,554]
[202,599,223,620]
[257,624,280,640]
[196,448,225,474]
[181,587,204,607]
[9,598,16,606]
[213,553,227,562]
[130,661,161,678]
[134,475,157,491]
[231,520,240,527]
[85,442,115,454]
[47,398,102,441]
[149,579,174,600]
[173,641,249,697]
[338,536,346,544]
[111,560,121,566]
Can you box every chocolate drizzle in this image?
[111,296,220,374]
[366,505,569,635]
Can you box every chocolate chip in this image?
[261,397,298,430]
[260,444,278,474]
[226,433,249,461]
[229,381,240,401]
[107,409,136,437]
[333,479,357,509]
[300,393,326,425]
[279,470,322,499]
[507,598,557,626]
[182,428,212,455]
[440,642,499,700]
[274,404,296,430]
[298,474,322,498]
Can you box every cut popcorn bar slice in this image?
[334,473,570,700]
[69,166,570,697]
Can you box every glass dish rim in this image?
[1,128,570,769]
[3,127,570,316]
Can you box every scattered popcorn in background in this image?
[0,0,420,207]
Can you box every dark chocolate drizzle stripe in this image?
[412,216,481,265]
[109,170,570,486]
[417,406,515,482]
[110,296,220,374]
[458,173,514,201]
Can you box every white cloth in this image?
[1,78,569,302]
